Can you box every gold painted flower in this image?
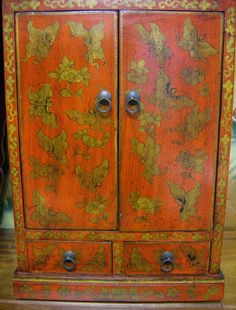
[223,80,233,93]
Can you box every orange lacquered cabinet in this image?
[2,0,235,303]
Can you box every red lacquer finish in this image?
[16,12,118,230]
[120,11,223,231]
[124,242,210,275]
[2,0,235,303]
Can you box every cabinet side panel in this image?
[2,12,28,270]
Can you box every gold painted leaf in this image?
[75,158,109,191]
[49,56,92,87]
[149,69,194,113]
[24,21,59,64]
[181,68,206,86]
[177,19,218,60]
[38,130,68,164]
[129,192,162,215]
[31,190,72,227]
[136,23,171,65]
[128,246,154,272]
[168,182,201,221]
[173,106,211,142]
[68,22,106,67]
[137,108,162,136]
[60,88,72,97]
[28,84,57,128]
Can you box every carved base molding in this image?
[13,272,224,302]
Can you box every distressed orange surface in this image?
[27,241,112,274]
[16,12,118,230]
[13,279,224,301]
[120,11,223,231]
[124,242,210,275]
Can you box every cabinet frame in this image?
[2,0,235,302]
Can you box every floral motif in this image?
[28,84,57,128]
[11,0,40,10]
[129,192,162,223]
[24,21,59,64]
[158,0,219,10]
[104,0,156,9]
[136,23,171,65]
[76,195,109,224]
[44,0,98,8]
[137,109,162,136]
[49,57,92,97]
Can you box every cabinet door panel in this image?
[120,11,223,231]
[16,12,118,230]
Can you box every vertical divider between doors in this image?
[116,10,121,231]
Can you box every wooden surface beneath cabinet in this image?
[2,0,236,303]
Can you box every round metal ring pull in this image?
[126,90,141,115]
[96,90,112,113]
[161,251,174,273]
[63,251,76,271]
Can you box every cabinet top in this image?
[2,0,235,14]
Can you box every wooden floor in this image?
[0,229,235,310]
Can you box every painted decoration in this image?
[16,12,118,230]
[120,11,223,231]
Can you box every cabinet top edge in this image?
[2,0,235,15]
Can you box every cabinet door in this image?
[16,12,118,230]
[120,11,223,231]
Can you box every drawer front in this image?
[125,242,210,275]
[27,241,112,275]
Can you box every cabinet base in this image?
[13,272,224,302]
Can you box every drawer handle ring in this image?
[63,251,76,271]
[96,90,112,113]
[161,251,174,273]
[126,90,141,115]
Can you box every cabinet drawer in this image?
[27,241,112,275]
[125,242,210,276]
